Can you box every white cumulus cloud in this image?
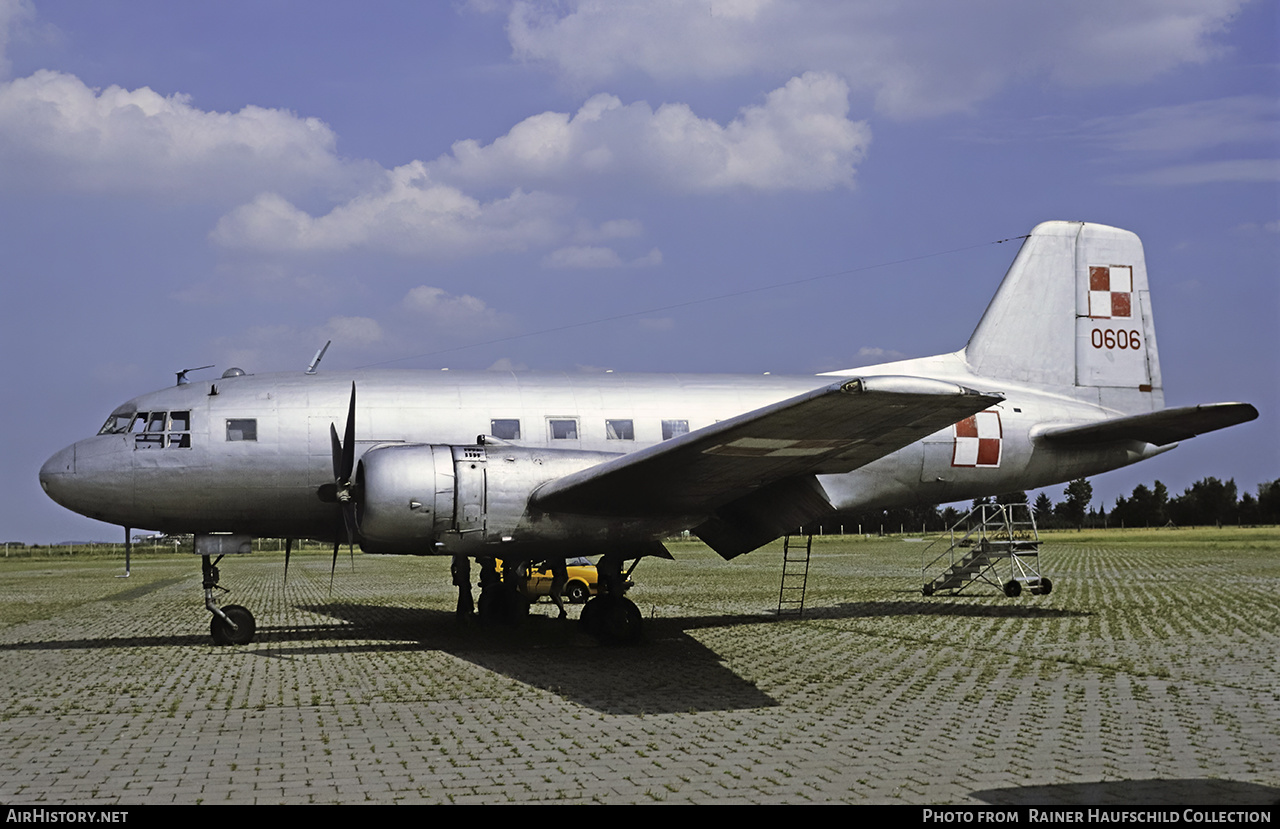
[403,285,496,320]
[503,0,1248,118]
[0,0,34,78]
[0,70,362,198]
[211,161,571,257]
[433,72,868,191]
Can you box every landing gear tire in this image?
[478,587,530,625]
[582,595,642,645]
[1003,579,1022,598]
[566,582,589,604]
[1036,577,1053,596]
[210,604,256,645]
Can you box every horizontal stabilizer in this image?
[1040,403,1257,447]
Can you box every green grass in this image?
[1,529,1278,803]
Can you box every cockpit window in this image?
[109,410,195,448]
[97,409,136,435]
[168,411,191,448]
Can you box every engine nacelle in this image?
[356,444,456,548]
[356,442,624,554]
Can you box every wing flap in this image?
[1040,402,1257,447]
[531,376,1002,518]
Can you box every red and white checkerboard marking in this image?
[952,410,1002,468]
[1089,265,1132,319]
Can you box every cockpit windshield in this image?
[97,407,136,435]
[97,406,192,448]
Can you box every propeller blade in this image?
[327,382,359,594]
[330,541,339,594]
[330,423,343,481]
[340,501,356,545]
[341,382,356,481]
[283,538,293,586]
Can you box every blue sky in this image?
[2,0,1275,543]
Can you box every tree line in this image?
[806,476,1280,534]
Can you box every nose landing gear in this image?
[197,535,258,645]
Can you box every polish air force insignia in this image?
[1088,265,1132,319]
[952,410,1002,468]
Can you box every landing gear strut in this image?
[202,554,256,645]
[476,556,530,625]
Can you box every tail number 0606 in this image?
[1092,328,1142,350]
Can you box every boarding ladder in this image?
[921,503,1050,597]
[777,534,812,617]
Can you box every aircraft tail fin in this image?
[965,221,1163,414]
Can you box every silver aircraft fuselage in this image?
[39,361,1167,555]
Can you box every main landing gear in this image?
[579,553,643,645]
[202,552,256,646]
[468,552,644,645]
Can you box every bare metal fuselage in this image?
[39,362,1165,556]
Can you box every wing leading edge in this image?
[532,376,1003,559]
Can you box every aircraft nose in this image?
[39,444,76,506]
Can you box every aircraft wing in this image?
[532,376,1001,556]
[1040,402,1258,447]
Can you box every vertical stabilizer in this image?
[964,221,1163,414]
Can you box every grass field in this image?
[0,529,1276,804]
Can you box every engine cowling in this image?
[355,442,625,554]
[356,444,455,549]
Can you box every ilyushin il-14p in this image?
[39,222,1257,645]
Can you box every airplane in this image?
[38,221,1257,645]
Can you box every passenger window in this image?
[662,420,689,440]
[226,419,257,441]
[490,419,521,440]
[606,419,634,440]
[549,419,578,440]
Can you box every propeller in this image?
[329,383,358,592]
[283,538,292,586]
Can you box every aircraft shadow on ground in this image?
[0,596,1085,715]
[286,602,777,715]
[971,778,1280,806]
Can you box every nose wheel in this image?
[202,554,257,645]
[210,604,256,645]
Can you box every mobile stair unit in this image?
[921,503,1050,598]
[777,534,812,617]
